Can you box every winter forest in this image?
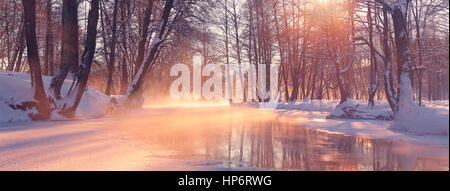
[0,0,448,171]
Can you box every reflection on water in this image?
[113,106,449,171]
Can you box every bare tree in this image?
[134,0,154,76]
[49,0,79,99]
[58,0,100,117]
[104,0,120,96]
[22,0,50,120]
[44,0,54,76]
[121,0,174,108]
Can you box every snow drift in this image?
[0,70,110,123]
[391,103,449,136]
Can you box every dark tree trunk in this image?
[22,0,50,120]
[119,0,129,95]
[290,77,299,101]
[318,69,324,100]
[368,2,378,109]
[232,0,246,102]
[412,0,424,106]
[305,66,312,98]
[428,69,432,101]
[9,22,25,71]
[58,0,100,117]
[49,0,79,99]
[5,2,11,72]
[14,26,26,72]
[105,0,120,96]
[310,68,317,99]
[382,6,397,112]
[134,0,154,76]
[44,0,54,76]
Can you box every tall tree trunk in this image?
[119,0,129,95]
[412,0,424,106]
[44,0,54,76]
[318,69,324,100]
[273,0,289,101]
[22,0,50,120]
[225,0,233,104]
[310,68,317,99]
[9,22,25,71]
[392,0,415,115]
[232,0,246,102]
[58,0,100,117]
[49,0,79,99]
[327,32,348,104]
[248,0,255,102]
[5,1,11,72]
[382,6,397,112]
[368,2,378,109]
[105,0,120,96]
[134,0,154,76]
[14,21,26,73]
[281,0,296,101]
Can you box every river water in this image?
[106,105,449,171]
[1,105,448,170]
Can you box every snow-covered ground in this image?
[0,119,197,170]
[272,99,449,145]
[278,110,448,146]
[0,70,110,122]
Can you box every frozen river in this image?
[0,105,448,171]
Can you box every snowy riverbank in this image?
[273,99,449,145]
[0,70,110,123]
[1,70,448,146]
[232,99,448,145]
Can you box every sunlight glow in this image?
[143,101,231,109]
[314,0,330,4]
